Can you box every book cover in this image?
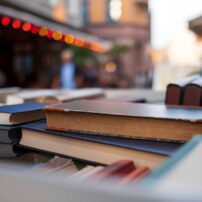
[0,102,49,125]
[165,74,201,105]
[44,100,202,141]
[22,121,181,156]
[183,78,202,106]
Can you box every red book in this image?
[183,78,202,106]
[119,166,150,185]
[165,75,200,105]
[89,160,135,181]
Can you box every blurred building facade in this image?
[0,0,152,88]
[83,0,152,87]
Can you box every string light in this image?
[0,15,105,52]
[22,22,32,32]
[47,29,54,39]
[64,35,75,44]
[1,16,10,26]
[53,31,62,40]
[12,19,21,29]
[31,25,39,34]
[39,27,48,37]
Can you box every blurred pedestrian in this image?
[60,49,76,89]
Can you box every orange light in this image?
[31,25,39,34]
[90,44,105,52]
[53,31,62,40]
[74,38,86,47]
[12,19,21,29]
[64,35,75,44]
[22,22,32,32]
[1,16,10,26]
[39,27,48,37]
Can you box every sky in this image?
[150,0,202,49]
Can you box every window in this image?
[82,0,89,25]
[108,0,122,23]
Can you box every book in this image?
[0,125,21,143]
[144,135,202,191]
[44,100,202,142]
[6,89,57,104]
[118,166,150,185]
[42,88,104,103]
[0,102,48,125]
[19,122,181,168]
[165,74,200,105]
[183,77,202,106]
[0,87,20,103]
[6,88,104,104]
[0,143,28,157]
[89,160,135,181]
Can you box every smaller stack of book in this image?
[165,74,202,106]
[28,156,150,185]
[0,102,48,157]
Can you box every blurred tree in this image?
[70,46,99,67]
[106,44,130,60]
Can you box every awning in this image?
[0,3,112,52]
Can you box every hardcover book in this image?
[44,100,202,142]
[165,74,200,105]
[19,121,181,168]
[183,77,202,106]
[0,102,49,125]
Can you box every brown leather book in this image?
[44,100,202,142]
[183,78,202,106]
[165,75,200,105]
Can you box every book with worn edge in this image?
[21,121,181,156]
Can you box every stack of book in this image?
[18,99,197,170]
[0,102,48,157]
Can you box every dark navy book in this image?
[22,121,182,156]
[0,102,50,125]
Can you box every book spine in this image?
[89,160,135,181]
[183,84,202,106]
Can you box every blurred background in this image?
[0,0,201,90]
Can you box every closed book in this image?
[0,102,49,125]
[6,89,57,104]
[165,74,200,105]
[45,100,202,142]
[183,77,202,106]
[0,143,28,157]
[0,125,21,143]
[89,160,135,181]
[19,121,181,169]
[42,88,104,104]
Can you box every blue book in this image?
[0,102,49,125]
[144,135,202,190]
[19,121,182,168]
